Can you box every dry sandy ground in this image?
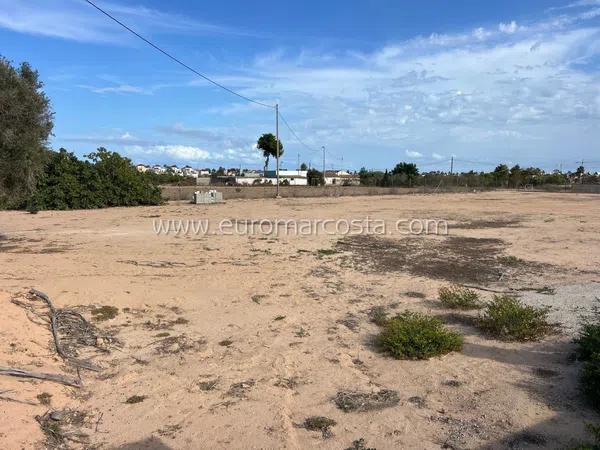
[0,191,599,449]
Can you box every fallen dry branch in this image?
[0,366,82,388]
[27,289,103,372]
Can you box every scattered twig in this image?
[0,366,82,388]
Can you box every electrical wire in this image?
[83,0,274,109]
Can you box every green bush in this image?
[28,148,162,210]
[478,295,552,341]
[576,324,600,411]
[376,312,463,360]
[582,355,600,411]
[576,324,600,361]
[438,285,481,310]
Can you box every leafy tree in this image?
[509,165,523,188]
[392,162,419,186]
[493,164,510,187]
[300,162,308,171]
[257,133,283,172]
[0,57,53,207]
[307,168,324,186]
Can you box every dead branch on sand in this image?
[0,366,82,388]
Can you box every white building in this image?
[136,164,149,173]
[263,170,308,185]
[182,166,199,178]
[324,170,360,185]
[151,165,166,174]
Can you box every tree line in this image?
[357,162,595,188]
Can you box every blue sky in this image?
[2,0,599,172]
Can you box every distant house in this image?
[263,169,308,185]
[324,170,360,185]
[198,168,211,176]
[167,165,183,175]
[151,165,166,174]
[136,164,149,173]
[182,166,199,178]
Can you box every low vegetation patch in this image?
[438,285,481,310]
[368,306,389,326]
[301,416,337,438]
[37,392,52,405]
[334,389,399,412]
[125,395,147,404]
[90,305,119,322]
[376,312,463,360]
[576,324,600,410]
[478,295,553,341]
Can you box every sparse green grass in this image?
[478,295,553,341]
[438,285,481,310]
[376,312,463,360]
[368,306,388,326]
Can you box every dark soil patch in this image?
[91,305,119,322]
[154,334,206,355]
[506,431,547,448]
[334,389,400,412]
[227,380,255,398]
[125,395,147,404]
[337,314,360,332]
[336,234,548,284]
[196,379,219,391]
[407,396,426,408]
[345,438,376,450]
[405,291,426,299]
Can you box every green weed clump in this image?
[478,295,552,341]
[376,312,463,360]
[438,285,481,310]
[576,324,600,411]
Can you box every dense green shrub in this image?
[28,148,162,210]
[581,354,600,411]
[376,312,463,360]
[439,285,481,310]
[576,324,600,411]
[576,324,600,362]
[478,295,552,341]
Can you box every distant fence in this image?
[160,185,479,201]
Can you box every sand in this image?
[0,191,599,449]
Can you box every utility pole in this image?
[450,156,454,175]
[322,146,326,186]
[297,152,300,175]
[275,103,280,197]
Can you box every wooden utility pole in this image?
[275,103,280,197]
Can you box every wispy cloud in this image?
[405,150,423,158]
[0,0,258,43]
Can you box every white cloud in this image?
[406,150,423,158]
[499,21,519,34]
[431,152,445,160]
[0,0,257,43]
[78,84,151,95]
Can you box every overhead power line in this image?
[83,0,274,109]
[278,112,320,154]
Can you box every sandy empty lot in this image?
[1,191,599,449]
